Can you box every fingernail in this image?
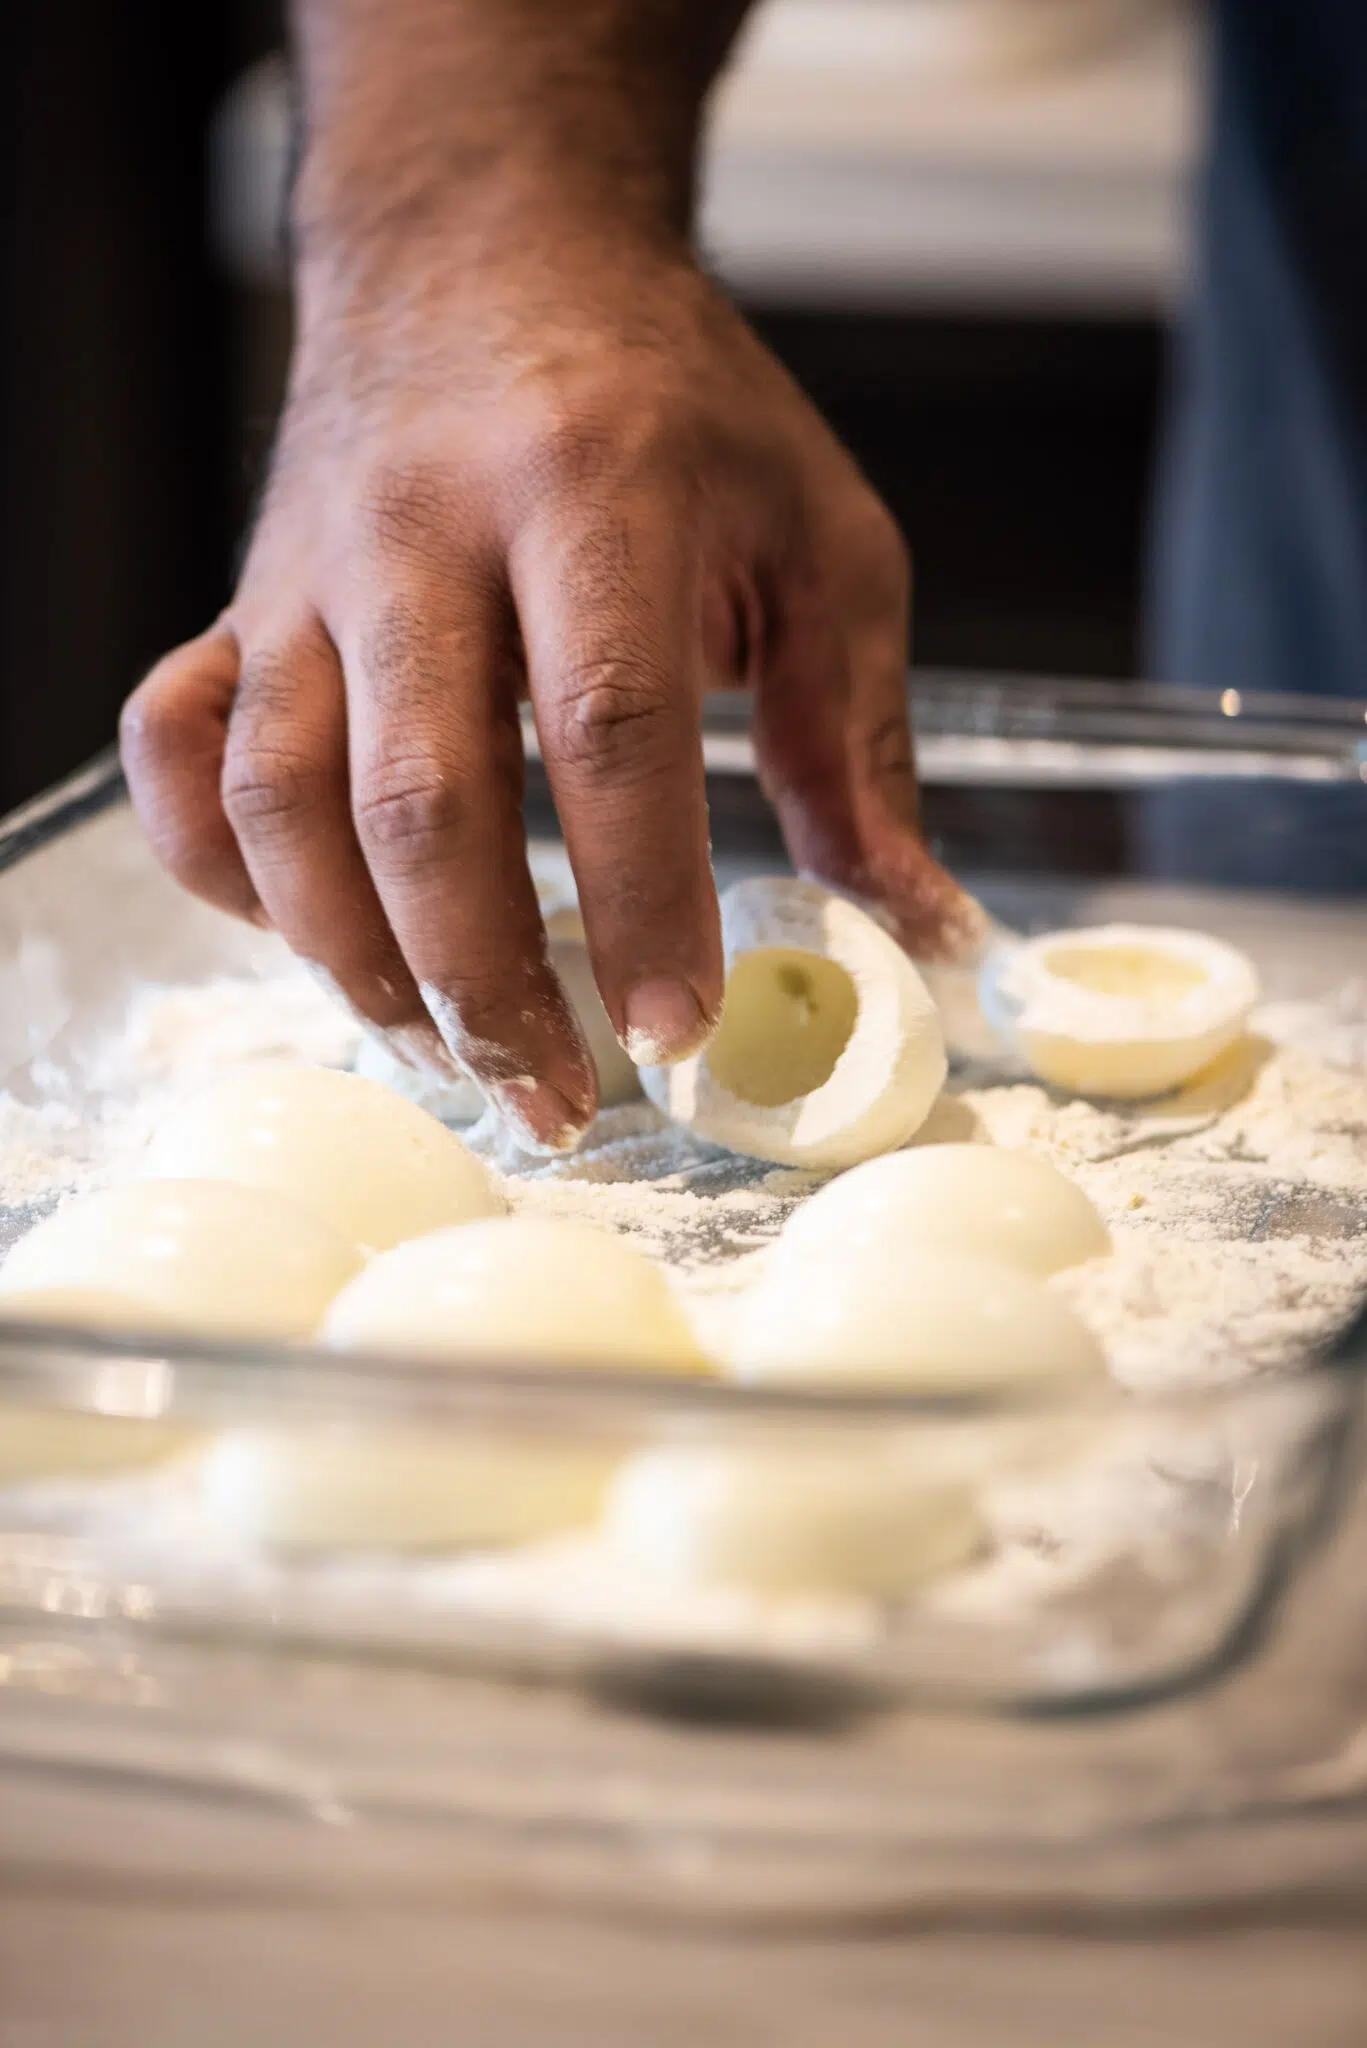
[621,978,709,1066]
[490,1076,591,1156]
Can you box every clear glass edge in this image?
[0,1310,1361,1437]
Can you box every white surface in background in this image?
[740,0,1152,71]
[705,0,1199,309]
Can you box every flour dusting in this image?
[0,946,1364,1704]
[2,956,1363,1402]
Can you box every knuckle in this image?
[222,740,326,840]
[354,765,467,872]
[550,660,677,780]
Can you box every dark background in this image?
[0,2,1162,816]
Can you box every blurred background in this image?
[0,0,1196,812]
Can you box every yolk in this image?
[707,948,859,1107]
[1042,944,1205,1003]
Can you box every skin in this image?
[120,0,983,1153]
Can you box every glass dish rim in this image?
[6,1313,1354,1435]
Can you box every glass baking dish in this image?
[0,678,1365,1922]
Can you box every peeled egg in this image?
[641,877,946,1170]
[602,1438,983,1597]
[141,1062,503,1251]
[729,1245,1105,1394]
[322,1215,708,1374]
[981,924,1259,1100]
[772,1144,1110,1280]
[194,1426,617,1552]
[0,1181,361,1341]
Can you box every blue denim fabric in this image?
[1131,780,1367,893]
[1140,5,1367,891]
[1150,2,1367,700]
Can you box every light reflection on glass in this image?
[91,1357,173,1419]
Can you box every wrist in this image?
[291,174,713,387]
[293,157,696,307]
[290,20,716,282]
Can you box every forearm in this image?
[291,0,754,265]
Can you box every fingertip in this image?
[865,834,990,964]
[121,625,238,775]
[418,979,599,1153]
[488,1077,596,1156]
[120,622,267,925]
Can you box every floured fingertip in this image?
[489,1077,591,1156]
[419,983,595,1153]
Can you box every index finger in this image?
[511,496,723,1066]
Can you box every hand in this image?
[121,236,978,1150]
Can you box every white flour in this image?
[462,1003,1367,1390]
[0,970,362,1218]
[0,958,1364,1703]
[8,961,1364,1374]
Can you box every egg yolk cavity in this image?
[1042,944,1206,1004]
[707,948,859,1108]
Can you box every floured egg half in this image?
[193,1425,618,1553]
[602,1436,984,1599]
[729,1245,1106,1395]
[142,1063,502,1252]
[771,1144,1110,1281]
[640,878,946,1170]
[980,924,1260,1099]
[321,1214,709,1375]
[0,1181,361,1341]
